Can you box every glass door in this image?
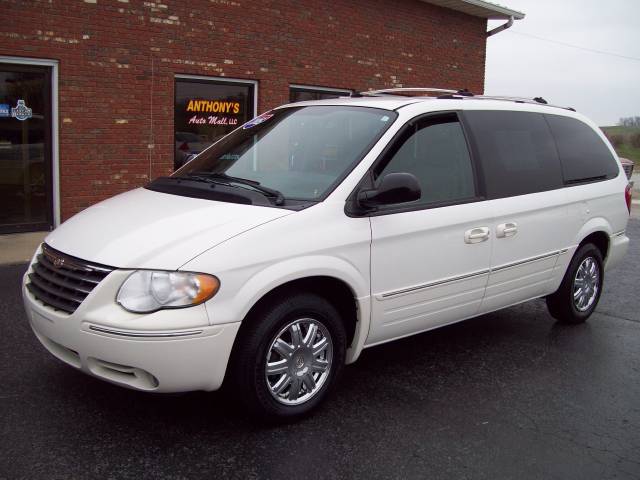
[0,63,53,233]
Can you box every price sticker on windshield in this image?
[243,112,274,129]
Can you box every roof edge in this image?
[463,0,525,19]
[422,0,525,20]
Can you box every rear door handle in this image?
[496,222,518,238]
[464,227,490,244]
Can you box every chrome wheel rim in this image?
[573,256,600,312]
[265,318,333,406]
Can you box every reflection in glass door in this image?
[0,63,52,233]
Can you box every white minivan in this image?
[23,89,631,420]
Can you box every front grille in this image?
[623,162,634,180]
[26,244,114,314]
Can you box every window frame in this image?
[346,110,485,217]
[0,61,54,233]
[173,74,258,169]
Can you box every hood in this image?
[45,188,293,269]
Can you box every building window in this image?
[289,85,352,103]
[174,76,256,169]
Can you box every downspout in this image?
[487,16,514,37]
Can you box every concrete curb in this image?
[0,231,47,265]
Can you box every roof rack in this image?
[359,87,458,96]
[462,95,574,111]
[357,87,575,112]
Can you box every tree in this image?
[619,116,640,127]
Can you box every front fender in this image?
[203,255,371,364]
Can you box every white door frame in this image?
[0,55,60,228]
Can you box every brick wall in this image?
[0,0,487,221]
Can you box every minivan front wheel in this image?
[546,243,604,324]
[231,292,346,421]
[265,318,333,406]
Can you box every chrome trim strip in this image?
[89,326,203,338]
[380,248,570,299]
[381,269,491,298]
[612,230,626,237]
[380,248,567,299]
[491,250,560,273]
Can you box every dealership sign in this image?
[186,99,240,126]
[188,116,239,126]
[186,100,240,114]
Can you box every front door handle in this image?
[496,222,518,238]
[464,227,490,244]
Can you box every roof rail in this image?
[356,87,576,112]
[360,87,458,97]
[436,92,575,111]
[468,95,574,111]
[472,95,547,104]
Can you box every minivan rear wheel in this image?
[230,292,346,421]
[546,243,604,324]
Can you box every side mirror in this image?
[357,172,421,208]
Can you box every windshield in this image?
[172,106,397,202]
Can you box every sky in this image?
[485,0,640,126]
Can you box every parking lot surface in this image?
[1,221,640,480]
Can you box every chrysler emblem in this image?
[53,257,65,268]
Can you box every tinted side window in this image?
[545,114,619,183]
[375,115,476,207]
[464,111,563,198]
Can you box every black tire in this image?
[230,292,346,421]
[546,243,604,324]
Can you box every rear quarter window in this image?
[544,114,619,184]
[463,111,563,199]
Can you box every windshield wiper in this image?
[179,172,285,206]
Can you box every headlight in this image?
[116,270,220,313]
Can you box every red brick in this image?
[0,0,487,221]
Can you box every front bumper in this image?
[23,268,240,393]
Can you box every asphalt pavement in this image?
[1,221,640,479]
